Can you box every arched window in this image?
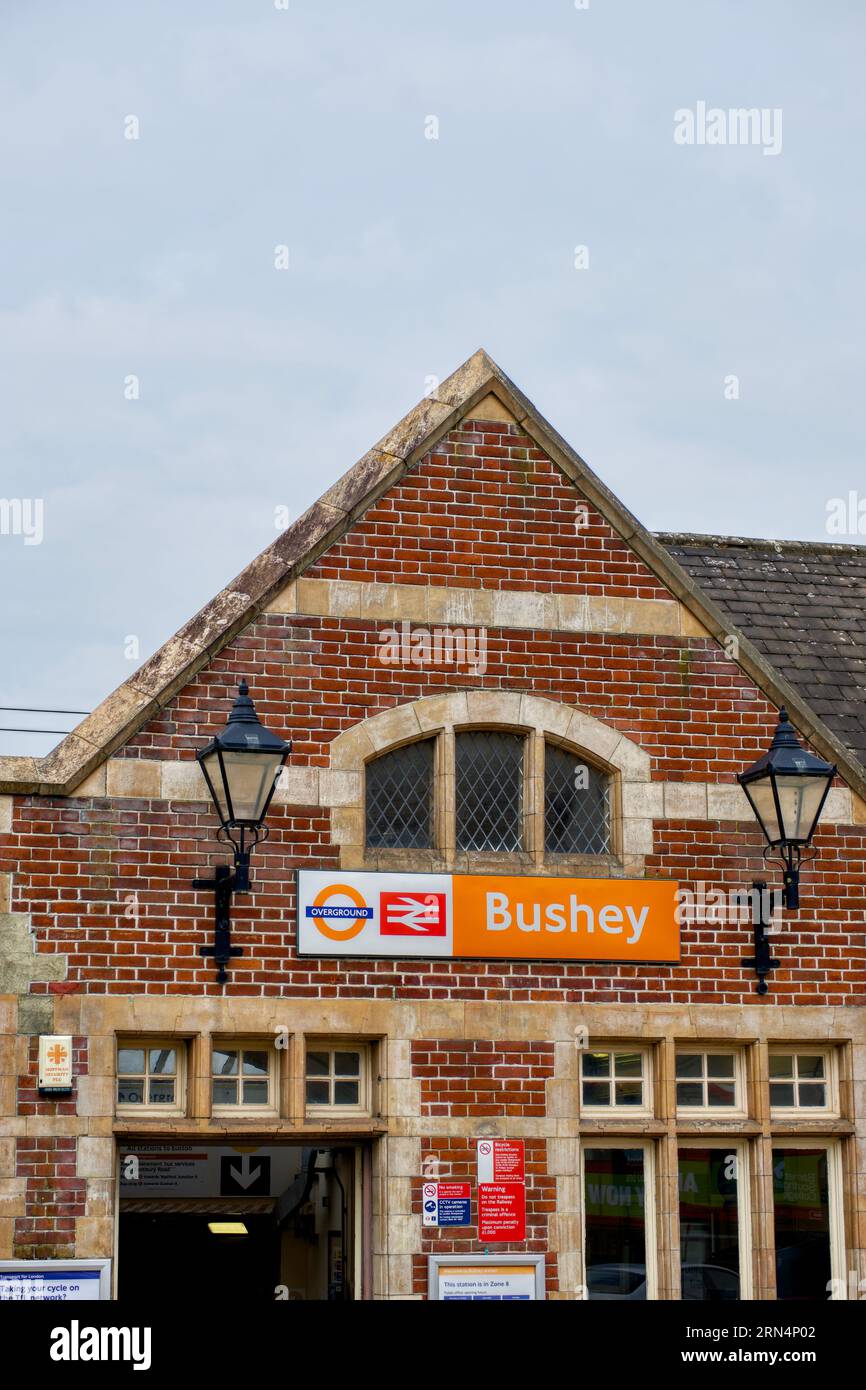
[365,739,434,849]
[363,728,612,860]
[544,743,611,855]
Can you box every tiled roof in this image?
[656,533,866,767]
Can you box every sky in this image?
[1,0,864,755]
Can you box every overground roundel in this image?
[308,883,373,941]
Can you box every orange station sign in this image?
[297,870,680,963]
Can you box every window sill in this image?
[579,1115,665,1133]
[358,848,627,877]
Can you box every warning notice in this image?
[478,1182,526,1242]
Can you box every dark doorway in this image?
[120,1212,279,1302]
[117,1141,358,1302]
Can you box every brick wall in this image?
[310,419,670,598]
[413,1041,554,1117]
[1,415,864,1006]
[14,1136,86,1259]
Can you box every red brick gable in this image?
[306,416,671,599]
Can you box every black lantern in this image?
[737,707,835,910]
[193,680,290,982]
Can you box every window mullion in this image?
[441,729,455,866]
[529,732,544,865]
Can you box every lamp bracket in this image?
[740,878,780,995]
[192,862,244,985]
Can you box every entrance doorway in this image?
[117,1142,358,1302]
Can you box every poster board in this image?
[0,1259,111,1301]
[428,1254,545,1301]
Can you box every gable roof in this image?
[657,532,866,767]
[1,349,864,801]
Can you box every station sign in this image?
[428,1254,545,1301]
[118,1143,305,1198]
[297,870,679,963]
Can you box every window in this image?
[211,1043,275,1110]
[773,1145,844,1300]
[305,1045,369,1113]
[366,740,433,849]
[769,1050,834,1113]
[362,725,614,861]
[675,1050,742,1112]
[582,1144,656,1300]
[456,731,524,851]
[117,1041,184,1111]
[545,744,611,854]
[678,1145,750,1300]
[580,1049,650,1112]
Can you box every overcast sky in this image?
[1,0,864,755]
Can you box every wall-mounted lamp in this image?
[736,707,836,993]
[193,680,290,983]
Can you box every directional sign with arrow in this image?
[220,1154,271,1196]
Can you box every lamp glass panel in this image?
[219,750,283,825]
[775,775,830,843]
[744,776,782,843]
[199,748,230,822]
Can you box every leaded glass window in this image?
[365,739,433,848]
[456,731,524,851]
[545,744,611,854]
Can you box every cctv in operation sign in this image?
[296,869,679,962]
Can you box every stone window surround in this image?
[327,691,653,876]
